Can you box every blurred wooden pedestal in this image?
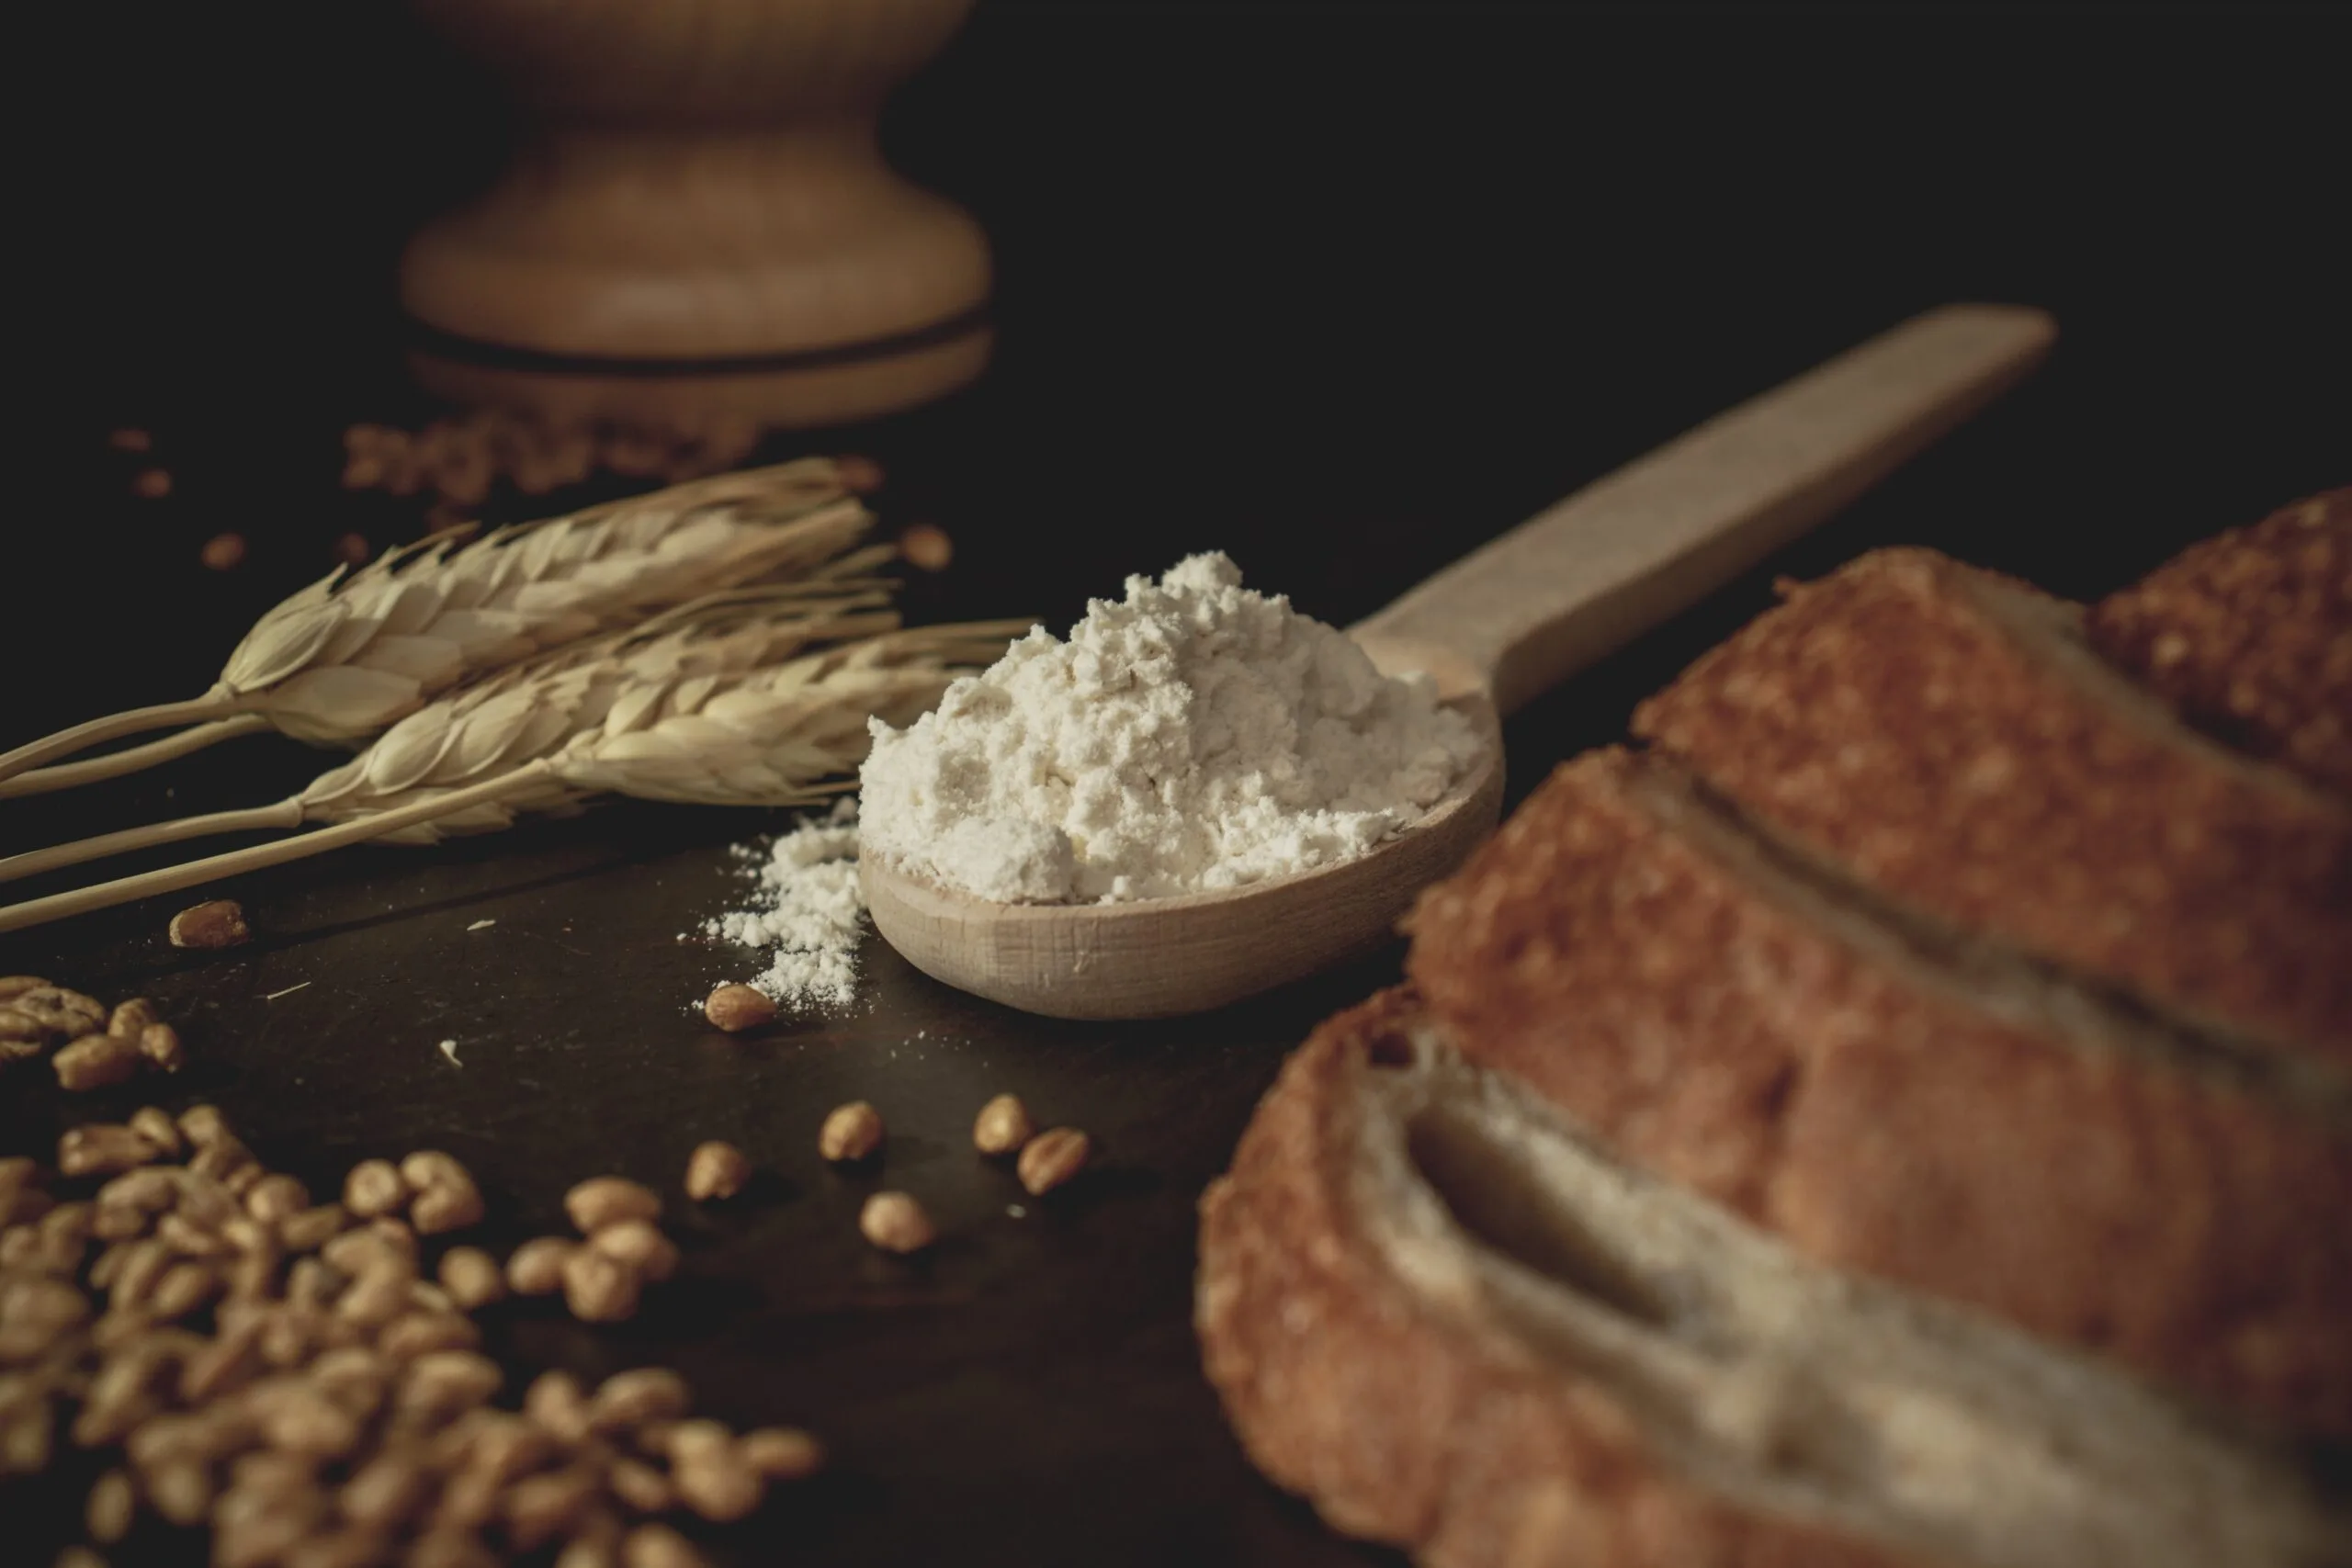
[400,0,991,431]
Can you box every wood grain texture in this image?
[399,0,990,428]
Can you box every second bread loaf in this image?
[1630,547,2352,1057]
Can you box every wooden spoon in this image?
[863,303,2056,1019]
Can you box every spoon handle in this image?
[1350,303,2055,716]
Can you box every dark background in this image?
[6,3,2348,1564]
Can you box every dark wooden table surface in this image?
[6,4,2346,1563]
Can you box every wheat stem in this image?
[0,716,277,800]
[0,692,250,786]
[0,763,557,935]
[0,798,308,886]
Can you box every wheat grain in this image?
[0,460,874,787]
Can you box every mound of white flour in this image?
[858,553,1478,904]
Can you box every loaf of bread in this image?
[2089,488,2350,798]
[1196,992,2349,1568]
[1405,746,2352,1435]
[1630,547,2352,1057]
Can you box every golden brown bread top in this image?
[1406,748,2352,1436]
[2089,488,2351,797]
[1629,547,2352,1058]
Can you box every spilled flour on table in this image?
[699,796,867,1010]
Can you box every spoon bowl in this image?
[862,684,1504,1021]
[861,304,2058,1019]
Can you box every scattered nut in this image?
[606,1458,674,1515]
[683,1141,749,1201]
[818,1101,885,1164]
[55,1032,143,1091]
[898,521,954,572]
[589,1369,691,1433]
[340,1448,431,1531]
[1016,1127,1092,1196]
[277,1204,348,1253]
[107,998,159,1039]
[85,1467,135,1542]
[243,1174,308,1224]
[411,1181,486,1236]
[857,1191,935,1254]
[177,1104,230,1146]
[507,1465,605,1550]
[398,1350,503,1418]
[590,1220,679,1283]
[833,454,885,494]
[561,1247,640,1323]
[438,1247,505,1310]
[7,984,107,1037]
[564,1177,661,1233]
[557,1509,625,1568]
[621,1521,708,1568]
[672,1438,763,1521]
[701,983,775,1033]
[739,1427,826,1481]
[128,1106,183,1158]
[504,1236,576,1296]
[60,1124,162,1178]
[133,468,175,500]
[138,1021,185,1073]
[341,1160,409,1219]
[525,1370,594,1444]
[168,898,250,949]
[973,1093,1034,1156]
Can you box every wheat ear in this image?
[0,459,873,787]
[0,616,1027,931]
[0,587,904,884]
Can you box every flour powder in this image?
[858,552,1479,903]
[699,796,866,1008]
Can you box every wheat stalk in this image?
[0,459,875,791]
[0,608,1027,932]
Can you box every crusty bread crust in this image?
[1404,749,2352,1436]
[2089,489,2351,798]
[1629,547,2352,1057]
[1195,989,1907,1568]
